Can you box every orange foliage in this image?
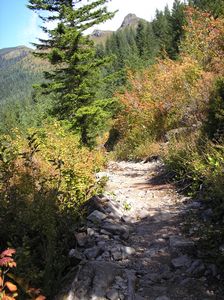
[115,55,213,145]
[0,249,46,300]
[182,7,224,73]
[0,249,17,300]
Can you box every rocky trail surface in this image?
[57,161,223,300]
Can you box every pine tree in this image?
[28,0,115,147]
[152,7,172,56]
[169,0,186,58]
[144,22,159,62]
[136,20,147,57]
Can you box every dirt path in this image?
[57,160,222,300]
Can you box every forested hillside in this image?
[0,46,45,103]
[0,46,49,134]
[0,0,224,299]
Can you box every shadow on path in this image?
[56,161,223,300]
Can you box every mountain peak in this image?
[90,13,147,44]
[120,13,139,29]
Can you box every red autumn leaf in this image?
[0,257,13,266]
[1,249,16,258]
[5,281,17,292]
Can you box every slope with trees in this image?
[1,0,224,298]
[0,0,115,298]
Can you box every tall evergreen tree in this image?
[28,0,115,147]
[152,7,172,56]
[136,20,147,57]
[169,0,186,58]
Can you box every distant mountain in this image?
[90,29,114,44]
[0,46,46,104]
[90,13,146,44]
[0,46,31,68]
[119,13,144,30]
[0,14,147,103]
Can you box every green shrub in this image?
[204,77,224,141]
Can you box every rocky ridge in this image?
[56,160,223,300]
[90,13,146,45]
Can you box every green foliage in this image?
[136,21,159,60]
[0,122,106,297]
[0,95,52,135]
[204,77,224,140]
[0,47,44,105]
[169,0,187,58]
[165,136,224,213]
[75,98,117,148]
[152,7,172,56]
[28,0,116,147]
[98,0,188,99]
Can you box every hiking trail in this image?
[57,160,222,300]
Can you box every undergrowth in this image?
[111,8,224,266]
[0,121,106,298]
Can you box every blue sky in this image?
[0,0,175,49]
[0,0,42,48]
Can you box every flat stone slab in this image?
[171,255,192,268]
[101,222,129,235]
[76,261,122,299]
[87,210,107,223]
[84,246,101,260]
[169,235,195,250]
